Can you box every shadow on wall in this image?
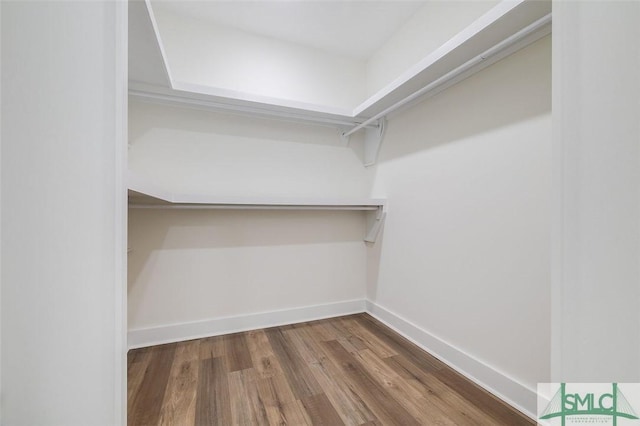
[363,36,551,317]
[127,208,366,286]
[378,35,551,162]
[366,221,385,301]
[128,98,365,149]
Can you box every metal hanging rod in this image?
[342,12,552,139]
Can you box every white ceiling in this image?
[151,1,427,59]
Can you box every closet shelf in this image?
[129,0,551,162]
[128,171,387,243]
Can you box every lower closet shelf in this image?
[128,171,387,243]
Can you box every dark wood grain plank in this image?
[255,374,297,407]
[228,369,270,425]
[282,325,324,365]
[319,316,369,354]
[385,354,495,425]
[199,335,225,360]
[354,348,456,425]
[128,346,151,370]
[225,333,253,372]
[127,348,152,419]
[356,314,446,371]
[265,327,323,398]
[265,399,312,426]
[432,368,534,425]
[128,344,176,426]
[286,325,378,425]
[339,317,398,358]
[256,374,310,425]
[300,393,345,426]
[159,341,200,426]
[195,357,231,426]
[338,333,369,354]
[308,320,342,341]
[322,339,421,426]
[246,329,284,379]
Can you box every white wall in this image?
[152,5,366,113]
[128,101,371,345]
[552,1,640,382]
[365,0,498,98]
[128,209,366,331]
[368,36,551,415]
[0,2,3,419]
[129,100,371,198]
[1,2,126,424]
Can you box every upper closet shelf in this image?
[128,172,387,242]
[129,0,551,135]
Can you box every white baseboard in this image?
[128,299,366,350]
[365,300,537,420]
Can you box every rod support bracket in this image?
[339,127,351,145]
[364,204,386,243]
[364,118,386,167]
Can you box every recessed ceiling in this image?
[151,1,426,59]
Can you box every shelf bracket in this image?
[364,205,386,243]
[364,118,386,167]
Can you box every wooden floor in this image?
[128,314,533,425]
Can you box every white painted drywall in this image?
[0,2,3,419]
[365,0,499,98]
[129,100,372,198]
[128,209,366,331]
[368,36,551,395]
[551,1,640,382]
[1,2,126,424]
[128,101,370,338]
[151,5,366,113]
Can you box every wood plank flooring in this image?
[128,314,534,425]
